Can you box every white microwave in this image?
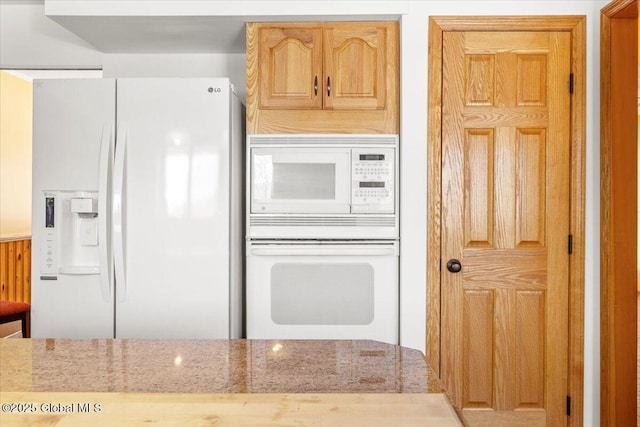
[247,134,398,239]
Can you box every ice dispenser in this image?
[40,191,100,278]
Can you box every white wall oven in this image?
[246,240,399,344]
[246,134,400,344]
[247,134,398,239]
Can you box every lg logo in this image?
[208,87,222,93]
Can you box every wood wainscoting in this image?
[0,237,32,303]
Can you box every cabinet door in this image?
[323,23,393,110]
[258,25,323,109]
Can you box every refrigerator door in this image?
[115,78,231,339]
[31,79,116,338]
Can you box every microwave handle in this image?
[250,246,397,257]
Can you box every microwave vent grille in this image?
[250,216,396,227]
[248,135,398,145]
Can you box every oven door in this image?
[250,147,351,214]
[246,240,399,344]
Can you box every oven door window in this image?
[270,263,374,325]
[251,148,351,214]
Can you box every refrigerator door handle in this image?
[98,124,114,302]
[113,123,127,302]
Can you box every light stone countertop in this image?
[0,339,464,426]
[0,339,444,394]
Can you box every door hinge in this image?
[568,235,573,255]
[569,73,574,94]
[566,395,572,416]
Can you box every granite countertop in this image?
[0,339,445,394]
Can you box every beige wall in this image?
[0,71,32,237]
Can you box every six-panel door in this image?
[440,31,571,426]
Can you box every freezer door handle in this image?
[113,123,127,302]
[98,124,114,302]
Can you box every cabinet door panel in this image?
[323,23,392,110]
[258,25,323,109]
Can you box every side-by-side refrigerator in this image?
[31,78,243,339]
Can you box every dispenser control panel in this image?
[41,194,58,278]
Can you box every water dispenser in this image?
[40,191,100,278]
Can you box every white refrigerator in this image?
[31,78,243,339]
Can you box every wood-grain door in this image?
[257,24,323,109]
[440,31,571,426]
[323,23,389,110]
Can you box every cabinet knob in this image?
[314,75,318,96]
[327,76,331,97]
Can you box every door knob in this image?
[446,259,462,273]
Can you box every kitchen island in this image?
[0,339,462,426]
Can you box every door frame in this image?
[600,1,638,426]
[427,16,586,426]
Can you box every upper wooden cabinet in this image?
[257,24,323,109]
[323,23,389,110]
[247,22,399,134]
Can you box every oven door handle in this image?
[249,246,397,257]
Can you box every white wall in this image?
[102,54,247,101]
[0,1,102,69]
[0,2,245,95]
[0,1,608,425]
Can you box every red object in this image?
[0,301,30,338]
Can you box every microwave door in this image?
[251,148,351,214]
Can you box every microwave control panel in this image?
[351,148,395,213]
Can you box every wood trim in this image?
[602,0,639,17]
[426,17,443,375]
[568,16,587,427]
[427,16,586,427]
[429,16,588,32]
[249,109,398,134]
[600,1,638,426]
[246,22,259,135]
